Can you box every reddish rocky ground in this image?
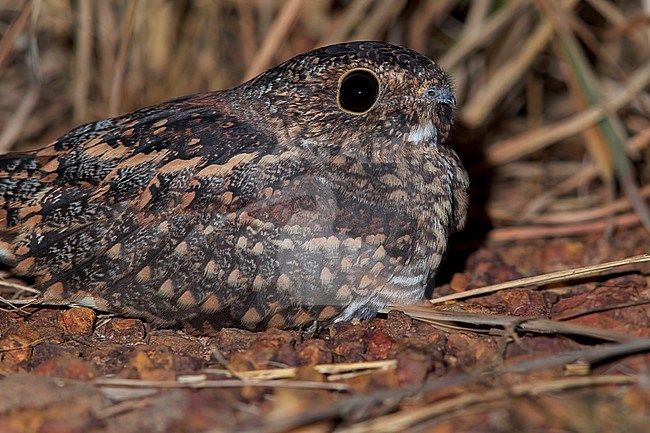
[0,225,648,433]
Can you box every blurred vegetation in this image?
[0,0,648,241]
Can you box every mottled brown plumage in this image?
[0,41,468,330]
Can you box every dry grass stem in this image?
[428,254,650,304]
[244,0,305,80]
[72,0,92,123]
[0,0,30,69]
[391,305,639,342]
[92,377,347,391]
[204,360,397,382]
[0,84,39,152]
[108,1,138,117]
[487,211,644,240]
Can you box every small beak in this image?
[427,86,456,106]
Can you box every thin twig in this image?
[92,377,347,391]
[427,255,650,304]
[487,211,643,241]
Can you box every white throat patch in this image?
[406,124,437,145]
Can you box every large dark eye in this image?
[338,69,379,114]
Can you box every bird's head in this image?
[238,41,456,166]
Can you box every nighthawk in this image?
[0,41,469,331]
